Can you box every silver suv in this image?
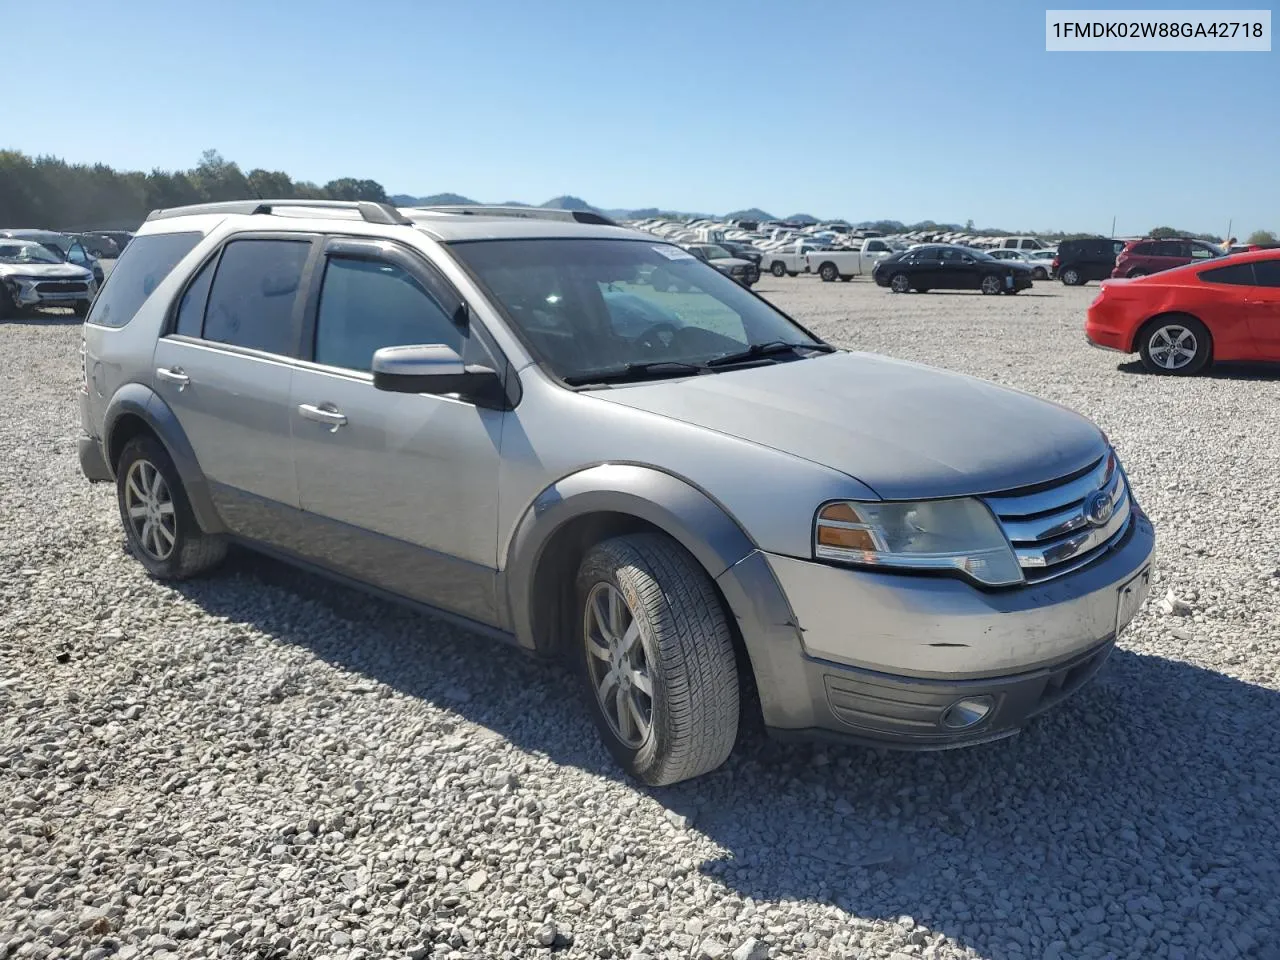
[78,200,1154,785]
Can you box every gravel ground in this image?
[2,280,1279,960]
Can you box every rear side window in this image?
[1253,260,1280,287]
[174,257,216,338]
[1199,263,1255,285]
[1130,242,1155,256]
[85,231,202,328]
[203,240,309,356]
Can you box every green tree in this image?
[1148,226,1179,239]
[1247,229,1277,245]
[323,178,388,202]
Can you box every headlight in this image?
[814,498,1023,587]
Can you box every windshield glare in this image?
[0,241,62,265]
[450,238,821,382]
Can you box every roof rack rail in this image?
[144,199,413,226]
[405,204,618,227]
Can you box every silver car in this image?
[0,239,98,317]
[77,200,1154,785]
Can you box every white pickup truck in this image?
[760,239,832,278]
[805,238,900,282]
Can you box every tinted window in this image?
[1189,244,1217,260]
[1253,259,1280,287]
[866,241,887,252]
[1199,263,1255,285]
[174,256,216,337]
[940,248,968,262]
[314,257,461,371]
[86,231,203,328]
[203,239,309,356]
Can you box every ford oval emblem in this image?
[1084,490,1114,528]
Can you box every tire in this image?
[0,284,15,321]
[576,533,739,786]
[1138,315,1212,376]
[116,435,227,580]
[1032,267,1048,280]
[916,287,929,294]
[1004,287,1021,295]
[818,262,838,282]
[980,274,1004,295]
[889,273,911,293]
[838,275,851,282]
[770,261,786,278]
[74,299,92,317]
[786,271,798,277]
[1060,267,1083,286]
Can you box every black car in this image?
[683,243,760,287]
[85,230,135,256]
[1055,237,1125,286]
[872,244,1034,295]
[72,233,121,259]
[717,240,763,267]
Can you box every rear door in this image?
[151,233,316,543]
[1244,258,1280,358]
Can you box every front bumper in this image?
[718,510,1154,749]
[5,276,96,309]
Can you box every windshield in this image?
[450,238,824,383]
[0,241,62,265]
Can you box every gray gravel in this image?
[3,282,1279,960]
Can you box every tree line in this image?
[0,149,388,232]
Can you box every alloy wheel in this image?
[124,459,177,560]
[1148,324,1198,371]
[583,582,654,748]
[890,274,910,293]
[981,275,1002,295]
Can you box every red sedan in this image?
[1085,249,1280,374]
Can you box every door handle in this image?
[298,403,348,432]
[156,367,190,390]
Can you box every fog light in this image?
[940,696,995,730]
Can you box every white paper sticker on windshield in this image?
[653,245,696,261]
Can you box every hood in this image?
[711,257,752,269]
[591,352,1106,500]
[0,261,93,280]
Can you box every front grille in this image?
[984,453,1132,583]
[35,281,88,294]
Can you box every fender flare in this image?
[504,464,759,648]
[103,383,226,534]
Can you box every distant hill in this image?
[540,195,599,212]
[725,208,776,222]
[389,192,477,206]
[786,213,819,225]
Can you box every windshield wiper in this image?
[704,340,835,368]
[563,360,707,387]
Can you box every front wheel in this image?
[576,534,739,786]
[116,436,227,580]
[980,274,1003,295]
[74,299,92,317]
[889,273,911,293]
[1138,315,1211,375]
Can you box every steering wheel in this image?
[636,323,681,352]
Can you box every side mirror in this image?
[371,344,507,408]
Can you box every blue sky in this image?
[8,0,1278,235]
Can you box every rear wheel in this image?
[980,274,1003,295]
[818,262,838,282]
[116,436,227,580]
[576,534,739,786]
[770,261,786,278]
[890,273,911,293]
[1138,315,1211,375]
[1060,267,1083,286]
[1032,267,1048,280]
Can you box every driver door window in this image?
[313,256,461,371]
[67,241,91,267]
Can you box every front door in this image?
[152,234,315,544]
[288,238,505,624]
[937,247,978,289]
